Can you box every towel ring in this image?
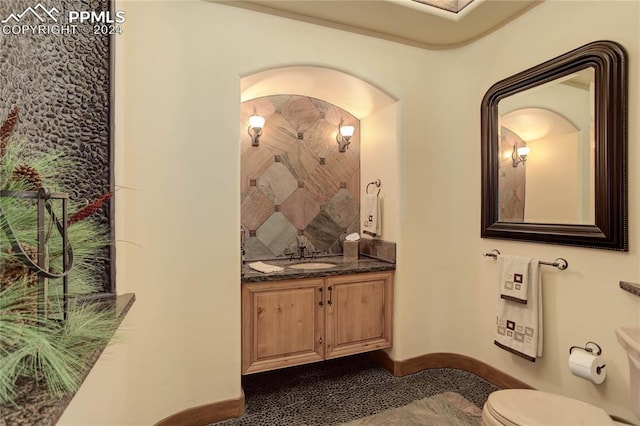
[366,179,381,195]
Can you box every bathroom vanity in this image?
[241,257,395,374]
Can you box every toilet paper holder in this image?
[569,341,606,378]
[569,341,602,356]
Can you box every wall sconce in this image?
[336,119,354,152]
[512,143,530,167]
[248,109,265,147]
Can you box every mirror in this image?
[481,41,628,250]
[499,68,595,225]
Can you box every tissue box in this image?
[343,240,359,261]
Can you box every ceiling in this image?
[412,0,475,14]
[215,0,542,49]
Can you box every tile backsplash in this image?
[241,95,360,259]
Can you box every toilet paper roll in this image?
[569,349,606,384]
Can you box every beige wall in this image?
[360,102,400,242]
[525,130,581,223]
[396,0,639,421]
[60,0,640,424]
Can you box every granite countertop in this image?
[1,293,136,426]
[620,281,640,297]
[242,255,395,283]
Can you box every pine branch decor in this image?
[69,192,113,226]
[0,106,19,160]
[0,106,120,405]
[11,164,43,190]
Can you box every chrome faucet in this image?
[285,235,318,261]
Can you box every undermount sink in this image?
[288,262,337,270]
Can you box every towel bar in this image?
[483,249,568,270]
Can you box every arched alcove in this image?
[241,66,396,119]
[240,66,400,246]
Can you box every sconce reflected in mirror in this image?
[512,143,529,167]
[336,119,354,152]
[248,109,265,147]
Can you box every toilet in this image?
[482,326,640,425]
[481,389,623,425]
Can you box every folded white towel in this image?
[248,261,284,274]
[499,255,533,304]
[494,259,543,362]
[363,193,380,237]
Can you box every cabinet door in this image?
[325,271,393,359]
[242,278,325,374]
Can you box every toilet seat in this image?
[482,389,615,425]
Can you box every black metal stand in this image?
[0,189,74,321]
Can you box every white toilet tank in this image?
[616,326,640,419]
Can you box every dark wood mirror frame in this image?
[481,40,628,251]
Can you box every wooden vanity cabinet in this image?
[324,272,393,359]
[242,271,393,374]
[241,278,325,374]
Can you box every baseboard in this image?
[155,352,529,425]
[155,392,245,426]
[369,350,534,390]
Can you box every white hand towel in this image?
[499,255,533,304]
[363,193,380,237]
[248,261,284,274]
[494,259,543,362]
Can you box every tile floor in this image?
[214,354,498,425]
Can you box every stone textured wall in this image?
[241,95,360,259]
[0,0,112,292]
